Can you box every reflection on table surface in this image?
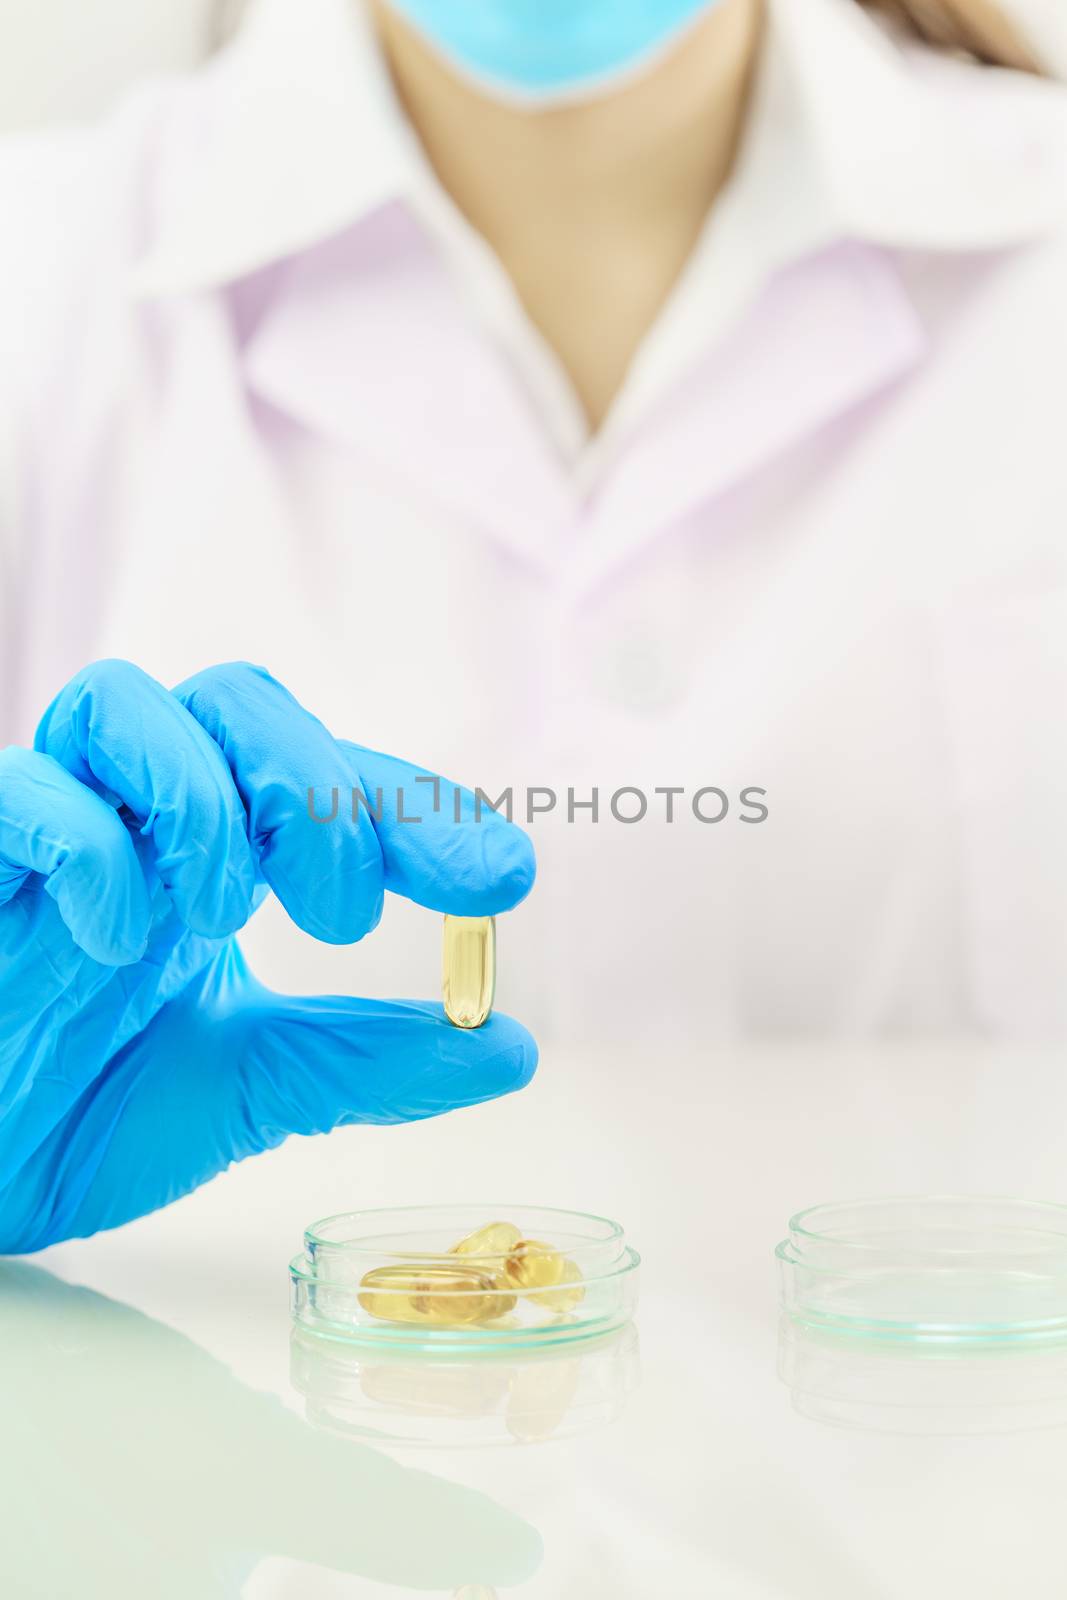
[292,1322,641,1449]
[0,1262,542,1598]
[779,1314,1067,1436]
[21,1041,1067,1596]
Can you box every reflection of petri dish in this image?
[291,1322,642,1448]
[778,1316,1067,1435]
[291,1205,640,1352]
[777,1197,1067,1347]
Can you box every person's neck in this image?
[371,0,765,431]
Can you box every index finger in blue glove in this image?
[34,660,256,940]
[173,663,386,943]
[342,742,536,917]
[172,663,534,939]
[0,746,151,965]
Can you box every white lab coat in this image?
[2,0,1067,1048]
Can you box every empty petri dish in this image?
[290,1204,640,1352]
[776,1197,1067,1347]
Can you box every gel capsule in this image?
[527,1257,585,1312]
[506,1240,586,1310]
[449,1221,522,1261]
[443,915,496,1029]
[358,1263,516,1326]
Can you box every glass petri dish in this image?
[777,1197,1067,1347]
[290,1204,640,1352]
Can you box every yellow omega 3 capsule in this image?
[505,1239,565,1292]
[443,915,496,1029]
[506,1240,586,1311]
[449,1221,522,1261]
[358,1263,516,1326]
[528,1257,585,1312]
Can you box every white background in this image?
[1,0,1066,131]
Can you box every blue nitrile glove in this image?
[0,660,537,1253]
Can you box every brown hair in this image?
[210,2,1044,74]
[859,0,1043,71]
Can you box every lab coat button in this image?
[604,634,682,713]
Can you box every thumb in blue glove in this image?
[0,659,537,1253]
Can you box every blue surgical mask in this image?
[385,0,722,103]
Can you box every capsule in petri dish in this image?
[449,1220,522,1261]
[358,1263,516,1326]
[506,1240,586,1311]
[527,1257,585,1312]
[443,915,496,1028]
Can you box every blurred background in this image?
[1,0,1066,132]
[0,0,218,128]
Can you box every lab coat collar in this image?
[750,0,1067,254]
[132,0,1067,298]
[586,0,1067,467]
[131,0,419,296]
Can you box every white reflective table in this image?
[10,1043,1067,1598]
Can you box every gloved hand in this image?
[0,660,537,1253]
